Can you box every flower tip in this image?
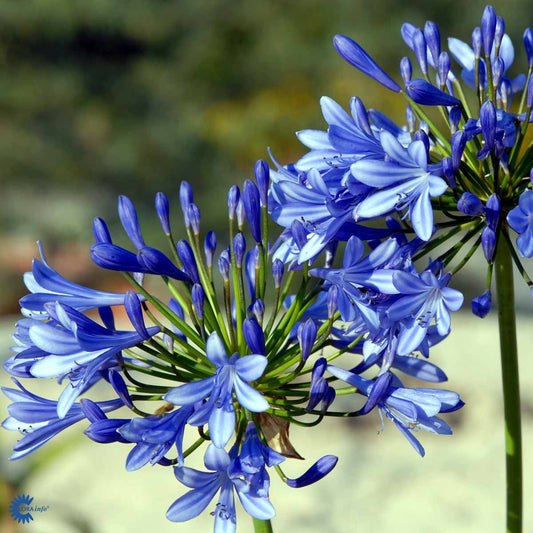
[333,34,401,93]
[286,455,338,488]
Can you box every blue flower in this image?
[351,131,448,240]
[2,378,123,460]
[19,243,134,319]
[164,332,269,448]
[333,34,402,92]
[326,368,463,456]
[117,406,194,470]
[167,444,275,529]
[9,294,160,418]
[507,189,533,257]
[447,32,525,98]
[386,266,463,355]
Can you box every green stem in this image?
[494,236,522,533]
[253,518,273,533]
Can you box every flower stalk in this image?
[495,235,523,533]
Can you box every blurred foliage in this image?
[0,0,530,312]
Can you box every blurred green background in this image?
[1,0,532,531]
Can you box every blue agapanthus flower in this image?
[164,331,269,448]
[507,189,533,257]
[326,368,463,456]
[166,444,275,529]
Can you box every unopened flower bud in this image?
[155,192,171,235]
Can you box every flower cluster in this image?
[4,4,532,531]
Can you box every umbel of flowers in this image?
[2,5,531,532]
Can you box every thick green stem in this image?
[253,518,273,533]
[494,237,523,533]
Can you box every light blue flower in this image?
[326,368,463,456]
[164,332,269,448]
[507,189,533,257]
[167,444,275,531]
[351,131,448,240]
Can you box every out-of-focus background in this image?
[0,0,532,531]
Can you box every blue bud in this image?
[442,157,456,188]
[472,290,492,318]
[204,230,217,268]
[481,5,497,57]
[254,160,270,207]
[451,130,466,170]
[125,291,152,340]
[243,179,262,243]
[527,73,533,108]
[530,168,533,185]
[499,78,512,110]
[272,258,284,288]
[137,247,190,281]
[236,198,245,230]
[155,192,171,235]
[176,240,200,284]
[118,195,145,250]
[243,316,265,354]
[286,455,338,488]
[400,57,412,85]
[479,100,496,154]
[191,284,205,320]
[250,298,265,326]
[291,219,308,250]
[327,285,338,319]
[413,29,428,75]
[485,193,500,231]
[481,227,497,261]
[188,203,201,235]
[457,192,484,216]
[333,34,401,92]
[233,232,246,267]
[492,57,504,89]
[228,185,240,220]
[438,51,450,88]
[405,79,460,106]
[424,21,441,66]
[93,217,112,244]
[218,249,231,282]
[245,248,258,298]
[524,28,533,67]
[108,369,133,408]
[351,97,372,135]
[413,130,430,160]
[406,104,417,132]
[168,298,186,340]
[179,181,193,227]
[448,106,461,134]
[90,242,143,273]
[472,27,482,58]
[324,240,338,268]
[495,16,505,49]
[297,319,317,362]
